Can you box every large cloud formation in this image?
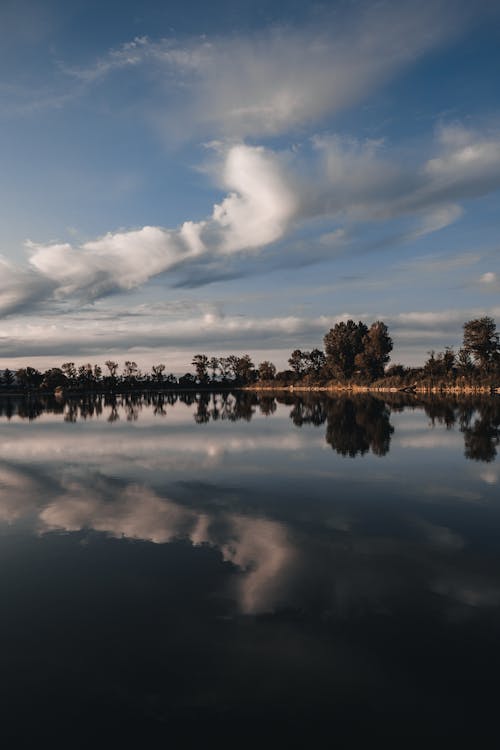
[6,124,497,315]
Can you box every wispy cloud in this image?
[59,2,469,140]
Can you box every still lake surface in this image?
[1,391,499,741]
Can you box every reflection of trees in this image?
[324,396,394,457]
[2,390,499,463]
[259,397,277,417]
[462,401,500,462]
[419,396,500,462]
[289,398,328,427]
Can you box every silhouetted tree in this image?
[151,364,165,382]
[105,360,119,378]
[178,372,196,387]
[15,367,43,389]
[192,354,209,383]
[61,362,77,385]
[1,368,14,388]
[42,368,67,390]
[123,361,138,383]
[234,354,255,384]
[209,357,219,381]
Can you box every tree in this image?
[209,357,219,381]
[234,354,255,384]
[192,354,209,383]
[324,320,368,380]
[354,321,393,381]
[78,363,95,386]
[105,360,119,378]
[463,317,499,372]
[178,372,196,387]
[2,368,14,388]
[61,362,77,384]
[288,349,308,377]
[15,367,43,389]
[457,348,475,377]
[42,368,67,390]
[123,361,138,382]
[258,361,276,381]
[307,349,327,378]
[151,364,165,383]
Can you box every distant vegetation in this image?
[1,316,499,393]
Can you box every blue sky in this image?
[1,0,500,372]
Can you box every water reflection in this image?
[1,392,500,739]
[1,391,499,461]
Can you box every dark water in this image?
[1,391,499,742]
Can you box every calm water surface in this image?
[1,392,499,742]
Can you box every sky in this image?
[1,0,500,373]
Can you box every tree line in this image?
[1,316,499,392]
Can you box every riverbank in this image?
[245,383,500,395]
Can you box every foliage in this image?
[462,317,499,372]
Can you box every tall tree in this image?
[463,317,499,372]
[123,361,138,382]
[324,320,368,380]
[15,367,43,389]
[2,368,14,388]
[258,361,276,381]
[234,354,255,384]
[354,321,393,381]
[151,364,165,382]
[105,360,119,378]
[307,349,327,377]
[288,349,308,377]
[192,354,209,383]
[209,357,220,382]
[61,362,77,384]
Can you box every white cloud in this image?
[62,2,466,140]
[24,144,294,302]
[14,125,499,310]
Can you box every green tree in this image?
[354,321,393,381]
[324,320,368,380]
[463,317,499,372]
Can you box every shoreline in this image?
[0,383,498,398]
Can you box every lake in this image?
[1,391,499,742]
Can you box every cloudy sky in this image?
[1,0,500,372]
